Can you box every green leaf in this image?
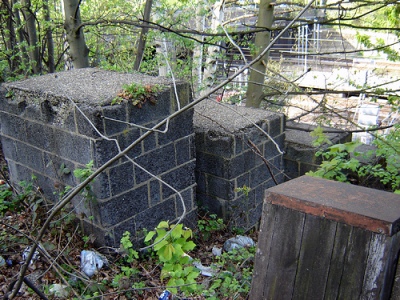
[144,230,156,242]
[170,224,183,239]
[182,240,196,252]
[161,243,175,261]
[158,221,169,229]
[153,239,168,251]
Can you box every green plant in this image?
[0,184,16,215]
[203,246,256,299]
[112,82,162,107]
[120,231,139,263]
[73,161,96,202]
[73,160,94,182]
[308,126,400,193]
[197,214,226,241]
[111,231,139,289]
[235,185,251,197]
[145,221,200,295]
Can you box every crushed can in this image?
[158,290,172,300]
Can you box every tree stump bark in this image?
[250,175,400,300]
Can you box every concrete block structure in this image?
[194,100,285,230]
[0,68,197,246]
[284,121,351,179]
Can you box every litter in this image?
[22,246,40,265]
[212,246,222,256]
[193,261,218,277]
[49,284,69,298]
[0,255,5,267]
[80,250,108,277]
[158,289,172,300]
[223,235,255,252]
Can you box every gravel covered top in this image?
[4,68,173,105]
[193,99,278,133]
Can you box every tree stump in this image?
[250,175,400,300]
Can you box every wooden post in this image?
[250,175,400,300]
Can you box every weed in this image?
[112,82,162,107]
[204,246,256,299]
[197,214,226,241]
[308,125,400,193]
[145,221,200,295]
[120,231,139,263]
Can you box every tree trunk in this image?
[21,0,41,74]
[1,0,19,74]
[43,0,55,73]
[13,0,30,72]
[200,0,225,96]
[133,0,153,71]
[245,0,274,108]
[192,7,205,95]
[62,0,89,68]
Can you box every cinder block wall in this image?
[0,68,197,246]
[194,101,285,230]
[284,121,351,179]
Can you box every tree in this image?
[62,0,89,68]
[133,0,154,71]
[245,0,274,108]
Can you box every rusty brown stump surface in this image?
[266,175,400,236]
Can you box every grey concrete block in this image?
[141,126,157,153]
[124,87,173,126]
[149,179,161,206]
[264,133,285,158]
[176,185,196,217]
[99,184,149,226]
[112,217,137,246]
[204,132,234,158]
[134,161,152,185]
[1,136,17,161]
[236,173,250,190]
[14,141,44,172]
[229,150,256,177]
[93,138,120,166]
[0,112,27,140]
[158,110,194,146]
[138,143,176,176]
[196,152,228,178]
[42,153,75,186]
[161,160,196,198]
[171,82,192,111]
[134,197,177,233]
[109,162,134,196]
[196,193,226,218]
[249,164,270,188]
[175,136,192,166]
[116,128,141,157]
[52,130,93,164]
[102,103,129,136]
[26,121,54,150]
[91,172,111,200]
[268,114,285,137]
[206,174,235,200]
[76,105,105,137]
[195,170,206,194]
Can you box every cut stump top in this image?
[266,175,400,236]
